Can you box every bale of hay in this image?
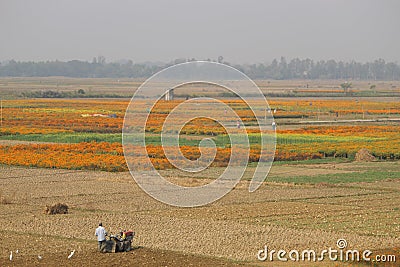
[354,148,376,162]
[44,203,68,215]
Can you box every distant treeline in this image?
[20,89,128,98]
[1,57,399,80]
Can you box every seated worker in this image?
[117,230,126,242]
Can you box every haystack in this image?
[354,148,376,162]
[44,203,69,215]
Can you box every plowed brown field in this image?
[0,164,399,266]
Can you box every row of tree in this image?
[238,57,400,80]
[0,57,399,80]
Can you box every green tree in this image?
[340,82,352,94]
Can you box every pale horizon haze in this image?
[1,0,399,64]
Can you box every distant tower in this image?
[165,88,174,101]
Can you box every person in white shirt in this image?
[95,222,107,251]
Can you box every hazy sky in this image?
[1,0,399,63]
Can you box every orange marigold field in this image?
[1,128,399,171]
[278,125,399,138]
[0,99,399,171]
[0,142,126,171]
[2,99,399,133]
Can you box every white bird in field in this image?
[38,255,42,260]
[16,249,19,254]
[9,251,12,261]
[68,250,75,259]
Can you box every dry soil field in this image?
[0,162,399,266]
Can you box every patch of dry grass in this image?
[0,190,13,204]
